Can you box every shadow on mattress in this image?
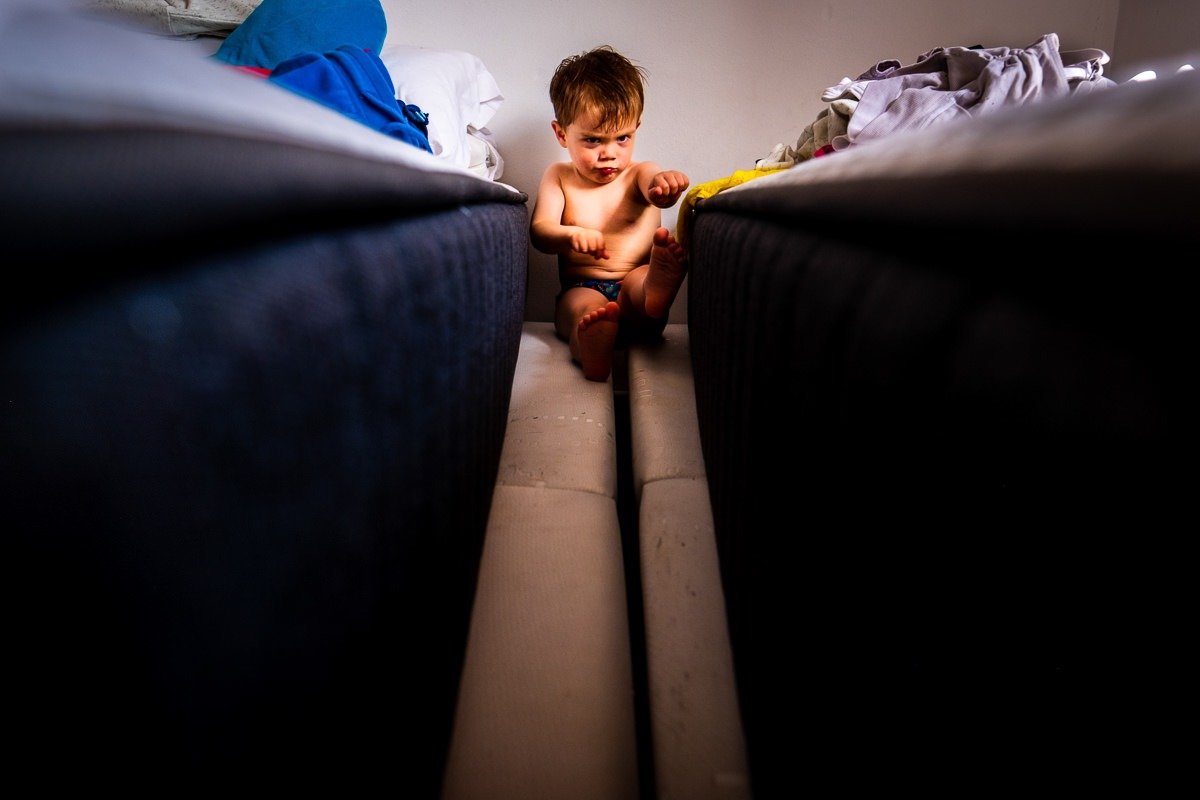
[3,202,529,793]
[687,176,1195,796]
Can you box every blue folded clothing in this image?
[269,45,432,152]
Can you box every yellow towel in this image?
[675,166,792,249]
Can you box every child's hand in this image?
[570,227,609,260]
[647,170,690,208]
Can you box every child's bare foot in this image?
[576,301,621,381]
[643,227,688,318]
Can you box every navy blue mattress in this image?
[2,132,528,793]
[2,4,532,790]
[686,69,1198,796]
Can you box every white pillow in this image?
[379,43,503,171]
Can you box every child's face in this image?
[552,107,640,186]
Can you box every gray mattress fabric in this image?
[2,125,524,316]
[687,66,1197,797]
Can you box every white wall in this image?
[381,0,1121,322]
[1111,0,1200,81]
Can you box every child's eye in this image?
[617,135,631,143]
[585,138,600,144]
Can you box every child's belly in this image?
[559,225,655,278]
[560,251,646,281]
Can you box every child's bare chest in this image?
[562,177,646,234]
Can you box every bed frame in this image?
[2,4,528,792]
[685,66,1199,794]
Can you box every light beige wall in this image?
[1111,0,1200,80]
[380,1,1120,322]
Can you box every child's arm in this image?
[637,163,690,209]
[530,165,609,259]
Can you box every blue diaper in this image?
[562,278,622,302]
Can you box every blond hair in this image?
[549,45,646,131]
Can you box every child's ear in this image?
[551,120,568,147]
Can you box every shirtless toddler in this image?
[530,46,690,381]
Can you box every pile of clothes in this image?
[758,32,1113,167]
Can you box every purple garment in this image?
[837,33,1072,150]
